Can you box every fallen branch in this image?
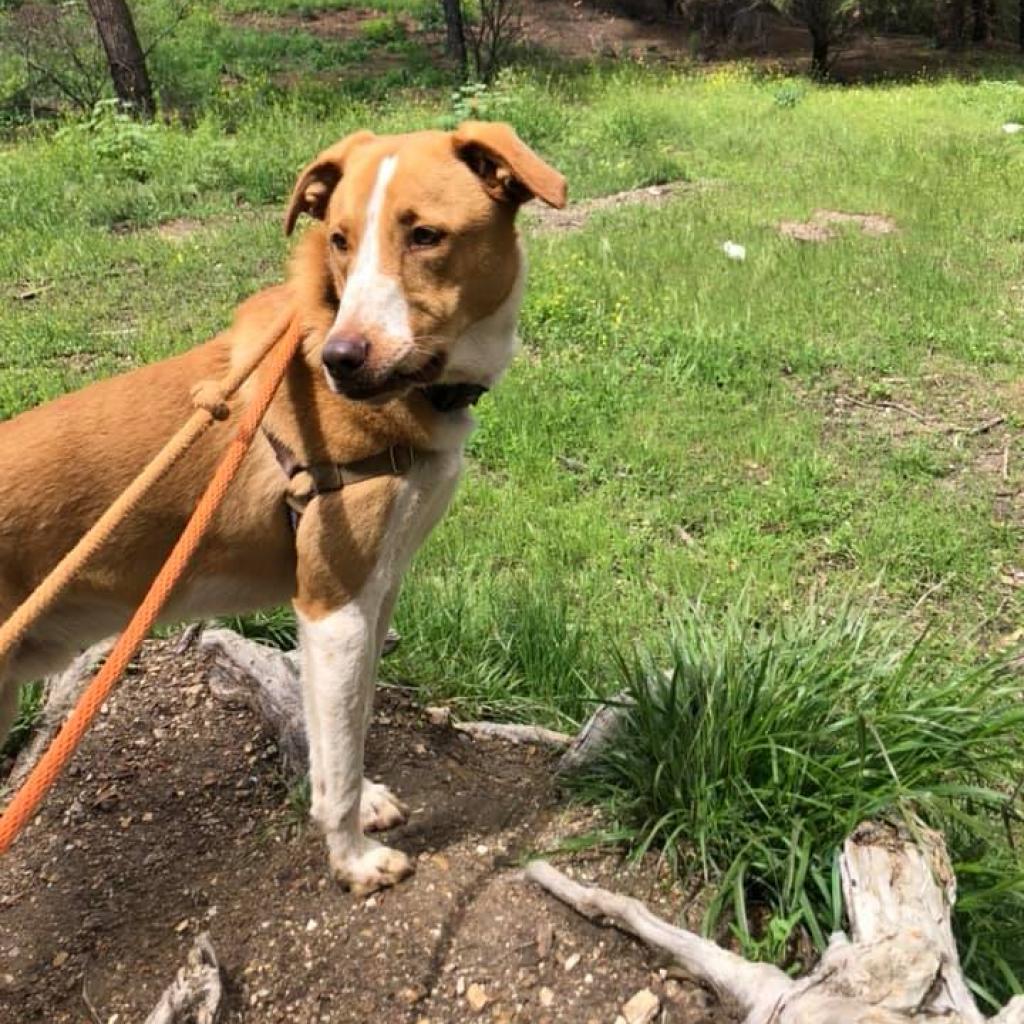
[963,415,1006,437]
[198,629,569,764]
[557,692,633,775]
[173,620,206,655]
[144,933,223,1024]
[198,629,307,772]
[6,639,114,792]
[841,396,1007,438]
[453,721,571,748]
[526,818,1024,1023]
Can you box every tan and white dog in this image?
[0,122,566,893]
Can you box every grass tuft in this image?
[1,681,45,762]
[571,598,1024,1006]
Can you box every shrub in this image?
[573,599,1024,1006]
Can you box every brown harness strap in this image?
[262,382,488,530]
[262,428,416,528]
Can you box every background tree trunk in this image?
[934,0,967,47]
[948,0,967,46]
[442,0,468,78]
[84,0,154,117]
[810,27,830,77]
[970,0,992,42]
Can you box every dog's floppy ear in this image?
[284,131,376,236]
[452,121,567,210]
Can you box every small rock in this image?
[563,952,581,972]
[425,706,451,726]
[51,952,68,969]
[174,919,189,933]
[465,982,490,1013]
[539,986,554,1008]
[397,985,426,1005]
[456,977,466,996]
[621,988,660,1024]
[722,240,746,261]
[306,918,318,932]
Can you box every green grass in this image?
[0,681,44,762]
[2,25,1024,1002]
[570,599,1024,1006]
[2,64,1022,706]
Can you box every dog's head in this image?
[285,123,566,403]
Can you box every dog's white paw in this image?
[359,779,408,832]
[331,840,414,896]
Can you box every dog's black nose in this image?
[323,334,369,377]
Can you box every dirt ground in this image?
[0,639,730,1023]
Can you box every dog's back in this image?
[0,301,296,722]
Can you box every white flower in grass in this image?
[1002,123,1023,134]
[722,241,746,261]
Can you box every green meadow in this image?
[3,8,1024,999]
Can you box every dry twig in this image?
[144,933,223,1024]
[452,721,571,748]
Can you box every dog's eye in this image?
[410,226,445,249]
[330,231,348,252]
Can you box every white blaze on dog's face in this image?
[285,123,567,402]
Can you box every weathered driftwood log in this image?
[556,690,632,775]
[198,629,570,766]
[198,628,308,772]
[144,933,223,1024]
[526,819,1024,1024]
[5,638,115,792]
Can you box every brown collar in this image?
[420,383,488,412]
[263,428,416,528]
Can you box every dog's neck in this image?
[437,250,525,398]
[419,382,489,413]
[399,253,525,449]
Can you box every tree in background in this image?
[441,0,468,77]
[774,0,861,76]
[85,0,154,116]
[442,0,524,82]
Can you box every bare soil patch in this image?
[524,181,701,233]
[227,0,1023,81]
[156,218,207,243]
[230,6,396,37]
[778,209,897,243]
[136,180,698,246]
[0,639,726,1023]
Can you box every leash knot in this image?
[191,380,231,421]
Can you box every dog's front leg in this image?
[295,591,413,895]
[292,483,414,895]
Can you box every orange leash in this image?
[0,316,303,854]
